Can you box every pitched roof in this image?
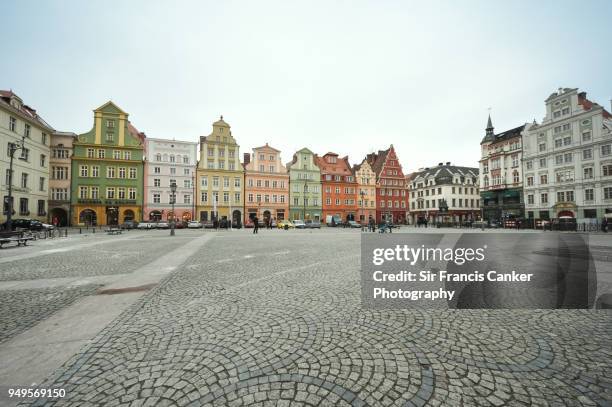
[409,164,479,185]
[578,92,612,119]
[0,90,54,131]
[481,124,525,144]
[365,147,390,176]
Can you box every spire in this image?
[485,109,494,138]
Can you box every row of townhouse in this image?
[479,87,612,224]
[1,94,410,227]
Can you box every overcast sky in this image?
[3,1,611,172]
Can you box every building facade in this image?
[244,143,289,224]
[71,102,145,226]
[1,90,53,225]
[479,116,525,222]
[49,131,76,226]
[315,152,357,223]
[144,138,197,223]
[286,148,322,221]
[523,88,612,221]
[366,145,408,223]
[196,116,243,226]
[408,163,480,224]
[354,158,377,224]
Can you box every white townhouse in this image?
[0,90,54,224]
[522,88,612,221]
[144,138,198,222]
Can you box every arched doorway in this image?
[123,209,135,222]
[50,208,68,227]
[182,212,192,222]
[558,210,574,218]
[346,213,355,221]
[149,210,162,221]
[263,210,271,225]
[233,210,242,227]
[167,211,175,221]
[79,209,97,226]
[106,206,119,225]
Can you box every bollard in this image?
[93,227,95,234]
[79,228,82,234]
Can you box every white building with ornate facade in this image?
[1,90,54,225]
[408,162,480,224]
[523,88,612,222]
[144,138,197,222]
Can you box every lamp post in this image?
[360,190,365,229]
[170,182,177,236]
[303,183,307,221]
[5,135,26,231]
[480,198,485,231]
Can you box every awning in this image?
[481,192,495,199]
[503,190,520,198]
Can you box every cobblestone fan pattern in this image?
[24,232,612,406]
[0,285,100,343]
[0,237,188,282]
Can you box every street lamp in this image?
[303,183,307,221]
[360,190,365,229]
[170,182,177,236]
[5,135,26,231]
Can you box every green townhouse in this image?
[71,102,145,226]
[286,147,322,221]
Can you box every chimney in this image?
[438,162,443,166]
[446,161,451,166]
[243,153,250,166]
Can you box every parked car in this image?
[121,220,137,229]
[471,221,487,229]
[174,221,185,229]
[187,221,203,229]
[346,220,361,228]
[277,220,295,229]
[244,219,255,228]
[155,221,170,229]
[2,218,44,231]
[137,221,153,229]
[489,220,501,228]
[305,220,321,229]
[293,220,306,229]
[40,222,56,230]
[325,215,342,227]
[202,220,215,229]
[553,216,577,231]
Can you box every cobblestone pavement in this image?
[0,285,100,343]
[11,229,608,407]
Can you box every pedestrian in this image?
[602,217,608,233]
[253,216,259,234]
[516,220,521,230]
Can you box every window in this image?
[97,149,105,159]
[234,177,240,187]
[107,167,115,178]
[527,194,534,204]
[602,145,611,156]
[20,148,30,161]
[9,116,16,132]
[87,148,94,158]
[564,153,572,163]
[541,193,548,204]
[92,166,99,177]
[107,120,115,128]
[40,154,46,167]
[540,174,548,185]
[585,189,594,201]
[156,153,162,161]
[527,176,534,186]
[555,170,574,182]
[604,187,612,200]
[563,136,571,146]
[154,178,161,187]
[539,143,546,152]
[539,158,547,168]
[234,192,240,203]
[80,165,88,177]
[582,131,592,142]
[223,177,230,188]
[106,187,115,199]
[118,188,126,199]
[124,151,131,160]
[113,150,121,159]
[184,168,190,175]
[170,167,176,175]
[555,155,563,165]
[555,139,563,148]
[513,171,520,183]
[52,167,68,180]
[584,167,594,179]
[79,186,88,199]
[603,165,612,177]
[583,149,593,160]
[119,167,126,178]
[201,177,208,187]
[218,161,224,169]
[19,198,29,215]
[24,123,31,137]
[129,168,137,179]
[207,148,214,157]
[562,107,570,115]
[153,193,161,203]
[39,177,45,191]
[154,167,160,174]
[212,177,219,188]
[511,155,519,168]
[182,194,191,204]
[91,187,99,199]
[525,161,533,170]
[106,132,114,142]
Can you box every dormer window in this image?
[106,120,115,128]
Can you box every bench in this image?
[0,235,34,248]
[106,228,123,235]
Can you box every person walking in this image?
[602,217,608,233]
[253,216,259,234]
